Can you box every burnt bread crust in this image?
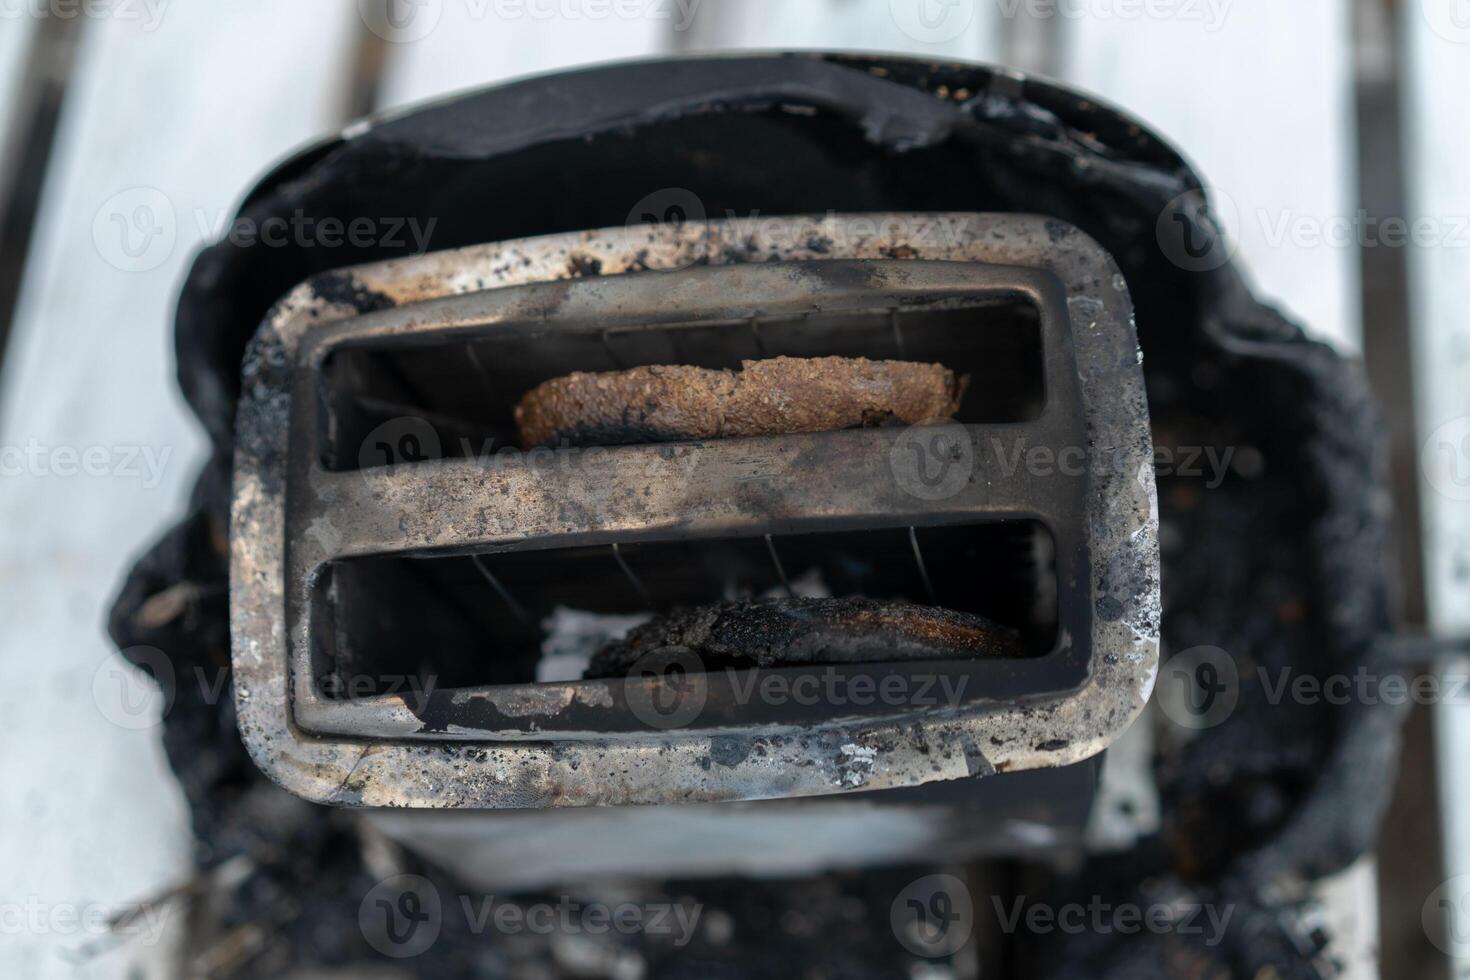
[584,597,1023,677]
[514,356,967,447]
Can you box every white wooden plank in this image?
[1057,6,1374,970]
[1055,0,1361,351]
[375,0,1004,185]
[1406,0,1470,635]
[373,0,673,111]
[373,0,1003,109]
[0,6,359,978]
[675,0,1003,61]
[1404,4,1470,976]
[1315,858,1382,980]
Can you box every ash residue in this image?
[309,270,394,314]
